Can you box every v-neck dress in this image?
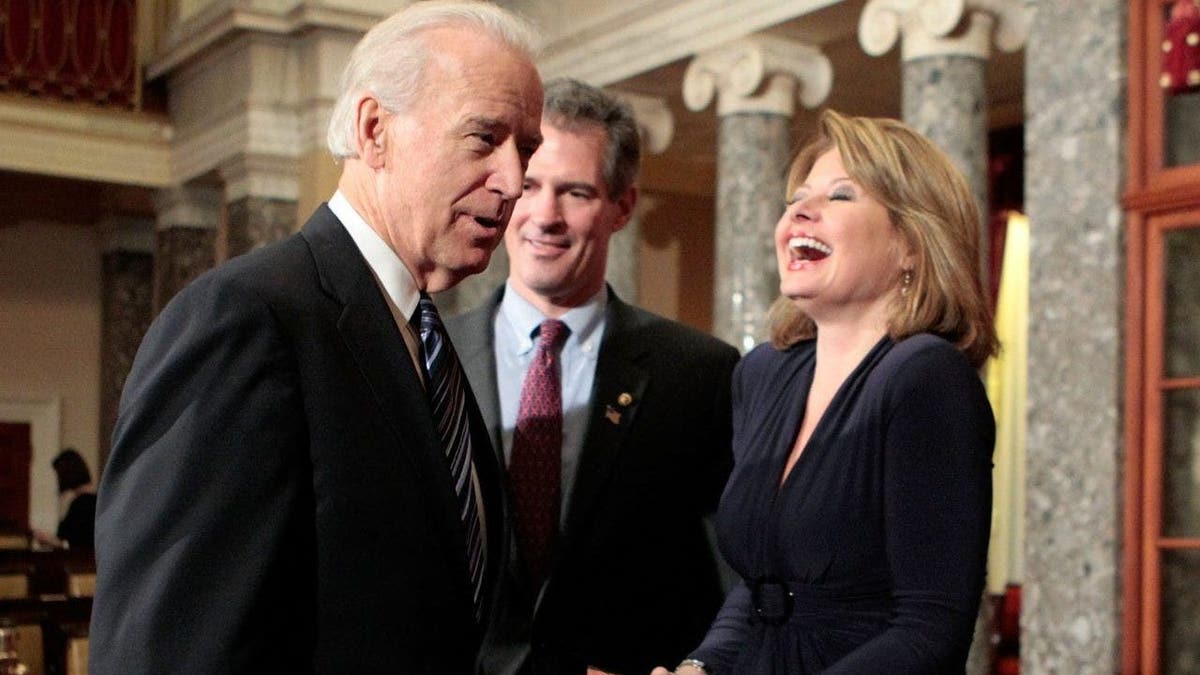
[689,334,994,674]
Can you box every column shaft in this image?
[154,227,216,312]
[154,186,221,312]
[902,54,990,277]
[713,113,791,352]
[99,250,153,470]
[225,196,298,259]
[1023,2,1124,673]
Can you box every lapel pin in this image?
[617,392,633,407]
[605,405,622,425]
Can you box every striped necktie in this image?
[414,293,485,620]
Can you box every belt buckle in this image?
[750,576,794,626]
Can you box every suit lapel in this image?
[454,288,652,621]
[300,206,478,612]
[560,295,649,542]
[301,205,441,460]
[449,286,506,458]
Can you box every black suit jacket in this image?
[90,205,504,674]
[447,286,739,675]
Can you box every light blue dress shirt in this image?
[494,281,607,523]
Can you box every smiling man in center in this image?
[447,78,739,675]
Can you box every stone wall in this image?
[1022,1,1127,672]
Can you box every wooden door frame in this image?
[1124,1,1200,672]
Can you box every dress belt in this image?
[748,575,891,627]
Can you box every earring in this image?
[900,269,914,297]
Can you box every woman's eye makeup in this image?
[785,182,857,206]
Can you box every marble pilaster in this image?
[1022,1,1125,673]
[683,35,831,351]
[153,185,221,312]
[98,220,154,471]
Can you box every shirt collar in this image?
[498,281,607,355]
[328,190,420,321]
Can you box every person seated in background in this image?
[32,448,97,551]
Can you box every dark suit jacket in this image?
[89,205,504,674]
[446,286,739,675]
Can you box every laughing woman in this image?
[655,110,999,675]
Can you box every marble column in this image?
[683,35,831,352]
[606,92,674,305]
[859,0,1030,280]
[153,185,221,312]
[1022,2,1125,673]
[220,154,299,259]
[98,219,154,472]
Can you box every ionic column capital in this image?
[858,0,1030,61]
[616,91,675,155]
[154,184,222,231]
[682,34,831,117]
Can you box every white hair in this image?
[325,1,540,158]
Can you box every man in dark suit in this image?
[88,3,543,673]
[446,79,739,675]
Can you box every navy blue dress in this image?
[690,334,994,674]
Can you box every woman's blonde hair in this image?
[769,109,999,368]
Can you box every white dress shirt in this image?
[328,191,487,541]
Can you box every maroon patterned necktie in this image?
[510,319,569,589]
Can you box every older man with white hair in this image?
[89,3,543,673]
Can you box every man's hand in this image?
[31,528,62,549]
[650,666,706,675]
